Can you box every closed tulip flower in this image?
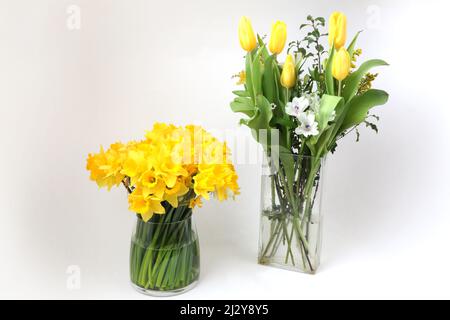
[238,16,257,52]
[329,12,347,50]
[332,48,351,82]
[269,21,287,55]
[280,55,296,89]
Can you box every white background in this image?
[0,0,449,300]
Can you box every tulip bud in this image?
[269,21,287,55]
[280,55,296,89]
[238,16,257,52]
[329,12,347,50]
[332,48,351,81]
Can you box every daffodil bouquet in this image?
[86,123,239,294]
[231,14,389,273]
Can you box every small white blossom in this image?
[285,97,309,118]
[295,112,319,137]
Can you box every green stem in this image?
[132,202,199,292]
[261,220,283,259]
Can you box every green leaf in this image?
[299,23,309,30]
[315,17,326,25]
[232,90,250,98]
[271,145,295,188]
[271,116,296,129]
[342,59,389,102]
[316,95,343,132]
[310,95,344,156]
[365,121,379,134]
[257,35,270,61]
[230,101,255,117]
[245,53,255,104]
[251,51,263,98]
[262,55,277,104]
[272,63,286,105]
[234,97,252,105]
[230,97,256,117]
[325,46,335,96]
[244,95,273,132]
[340,89,389,132]
[347,31,362,58]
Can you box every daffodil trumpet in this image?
[231,14,389,274]
[87,123,239,294]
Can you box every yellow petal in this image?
[280,55,296,89]
[329,12,347,50]
[269,21,287,55]
[238,16,257,52]
[332,48,351,81]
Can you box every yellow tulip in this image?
[269,21,287,55]
[332,48,351,81]
[280,55,296,89]
[329,12,347,50]
[238,16,257,52]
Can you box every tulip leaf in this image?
[271,145,295,188]
[263,55,285,118]
[317,94,342,132]
[230,97,256,117]
[320,97,345,153]
[251,51,263,98]
[347,30,362,58]
[325,46,335,96]
[271,116,296,129]
[342,59,389,102]
[257,35,270,61]
[310,95,343,150]
[262,55,277,104]
[245,52,255,104]
[243,95,273,133]
[274,62,286,105]
[233,90,250,98]
[340,89,389,132]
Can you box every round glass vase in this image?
[258,153,326,274]
[130,206,200,297]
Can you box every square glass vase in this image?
[258,153,326,274]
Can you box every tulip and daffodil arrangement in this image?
[86,124,239,293]
[232,13,389,273]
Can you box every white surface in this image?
[0,0,449,300]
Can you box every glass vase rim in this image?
[136,214,194,226]
[268,151,327,161]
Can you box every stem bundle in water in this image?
[259,154,323,274]
[130,203,200,293]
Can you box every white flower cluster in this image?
[285,93,323,138]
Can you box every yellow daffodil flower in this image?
[189,197,203,209]
[87,124,240,221]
